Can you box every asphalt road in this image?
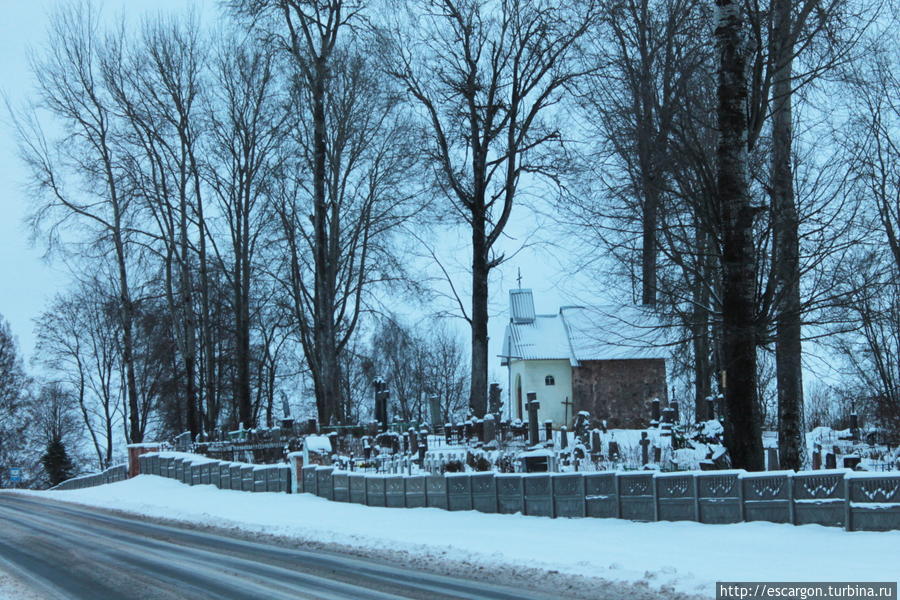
[0,493,560,600]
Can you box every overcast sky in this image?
[0,0,584,388]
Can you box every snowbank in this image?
[14,476,900,598]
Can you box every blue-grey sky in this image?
[0,0,212,361]
[0,0,579,382]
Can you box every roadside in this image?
[11,476,900,598]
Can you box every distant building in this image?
[500,289,670,429]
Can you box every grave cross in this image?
[562,396,574,427]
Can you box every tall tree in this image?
[386,0,600,413]
[206,36,285,429]
[17,4,144,442]
[715,0,763,469]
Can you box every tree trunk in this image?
[716,0,763,470]
[771,0,805,470]
[470,211,489,418]
[641,183,659,306]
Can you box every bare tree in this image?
[205,35,285,429]
[16,4,144,442]
[385,0,601,414]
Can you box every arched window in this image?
[545,375,555,386]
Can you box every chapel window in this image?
[545,375,555,386]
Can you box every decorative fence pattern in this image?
[51,464,128,490]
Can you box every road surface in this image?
[0,493,574,600]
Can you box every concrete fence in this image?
[137,453,292,494]
[295,465,900,532]
[53,452,900,532]
[51,464,128,490]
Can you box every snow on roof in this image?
[502,303,672,365]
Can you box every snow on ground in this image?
[0,569,49,600]
[14,476,900,599]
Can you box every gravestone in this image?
[640,432,650,466]
[590,430,602,459]
[608,439,620,462]
[560,426,568,450]
[825,452,836,470]
[705,397,716,421]
[484,414,496,444]
[488,383,502,415]
[428,394,442,431]
[408,428,418,455]
[544,420,553,444]
[650,398,661,426]
[527,392,540,446]
[766,448,780,471]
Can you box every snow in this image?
[304,435,333,453]
[0,570,45,600]
[15,475,900,598]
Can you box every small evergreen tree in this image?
[41,438,74,487]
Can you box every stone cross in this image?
[562,396,575,428]
[526,392,540,446]
[640,431,650,466]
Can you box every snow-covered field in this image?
[14,476,900,598]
